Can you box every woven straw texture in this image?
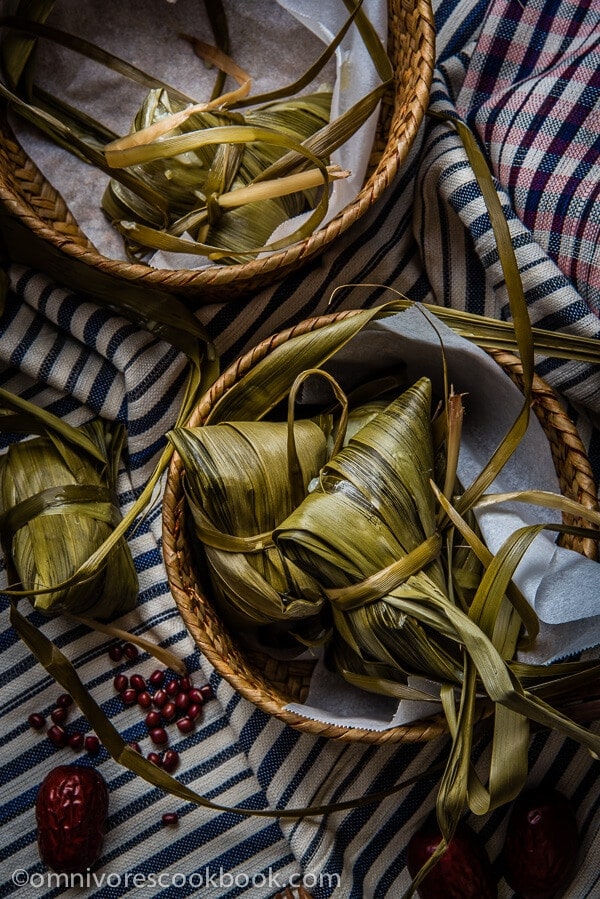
[0,0,435,303]
[162,309,599,745]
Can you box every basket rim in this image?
[0,0,436,296]
[161,308,599,743]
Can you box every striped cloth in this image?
[2,1,600,897]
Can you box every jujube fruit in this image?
[36,765,109,873]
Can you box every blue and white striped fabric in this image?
[2,1,600,897]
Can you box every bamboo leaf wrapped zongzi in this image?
[0,408,138,618]
[168,417,330,652]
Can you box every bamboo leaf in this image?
[0,0,57,91]
[0,15,197,102]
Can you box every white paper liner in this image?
[281,308,600,730]
[8,0,387,268]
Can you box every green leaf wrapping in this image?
[0,417,138,618]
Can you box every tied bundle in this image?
[168,414,332,652]
[274,377,470,690]
[0,392,138,618]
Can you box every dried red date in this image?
[36,765,109,873]
[502,788,579,899]
[407,818,497,898]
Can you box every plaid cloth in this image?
[1,1,600,897]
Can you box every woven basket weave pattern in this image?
[0,0,435,301]
[162,310,599,744]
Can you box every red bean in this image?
[28,713,46,730]
[137,691,152,709]
[123,642,139,661]
[162,702,177,722]
[176,717,194,734]
[187,688,204,705]
[50,707,69,725]
[128,741,142,754]
[187,703,202,721]
[108,644,123,662]
[47,725,68,748]
[56,693,73,709]
[149,727,168,746]
[120,689,138,706]
[165,679,179,696]
[162,812,179,826]
[179,677,192,692]
[67,733,84,751]
[162,749,180,773]
[130,674,146,693]
[199,684,214,702]
[84,736,100,755]
[113,674,128,692]
[145,710,162,729]
[149,669,165,687]
[153,690,168,708]
[175,692,190,711]
[147,752,163,767]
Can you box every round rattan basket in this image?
[0,0,434,306]
[162,309,599,744]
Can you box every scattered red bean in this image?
[187,703,202,721]
[123,643,140,662]
[127,741,142,754]
[149,669,165,687]
[187,688,204,705]
[85,736,101,755]
[120,688,138,706]
[130,674,146,692]
[50,707,69,725]
[47,725,68,748]
[28,713,46,730]
[113,674,128,692]
[108,645,123,662]
[179,677,192,692]
[55,693,73,709]
[176,717,194,734]
[67,733,84,751]
[137,691,152,709]
[153,690,168,708]
[175,692,190,711]
[162,702,177,722]
[145,710,162,729]
[149,727,168,745]
[165,679,179,696]
[162,812,179,827]
[147,752,163,767]
[162,749,180,773]
[199,684,214,702]
[123,642,139,661]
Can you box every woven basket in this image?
[0,0,434,306]
[162,310,599,744]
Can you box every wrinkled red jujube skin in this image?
[36,765,109,873]
[502,787,579,899]
[406,819,497,898]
